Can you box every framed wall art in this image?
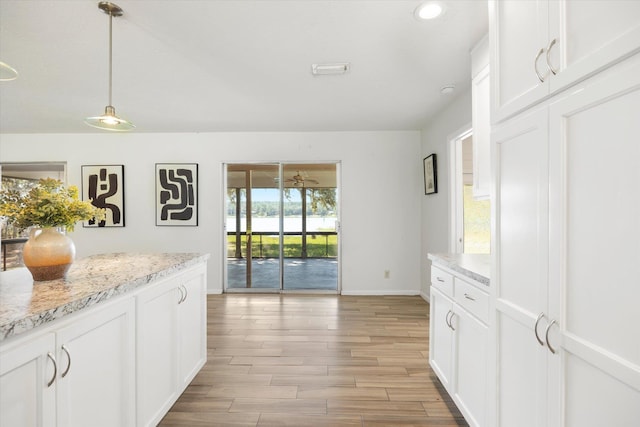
[156,163,198,226]
[423,154,438,195]
[82,164,125,227]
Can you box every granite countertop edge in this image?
[0,252,210,343]
[428,253,490,286]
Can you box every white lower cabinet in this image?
[429,265,489,427]
[137,264,207,427]
[176,267,207,388]
[429,287,454,390]
[0,333,56,427]
[55,298,136,427]
[0,297,135,427]
[454,302,488,427]
[0,261,208,427]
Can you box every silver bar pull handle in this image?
[445,310,453,329]
[446,310,456,331]
[534,312,545,346]
[546,38,558,75]
[464,293,476,301]
[182,284,188,303]
[436,277,445,282]
[545,319,557,354]
[61,345,71,378]
[46,352,57,387]
[534,47,547,82]
[178,285,185,304]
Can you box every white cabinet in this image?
[0,298,135,427]
[490,0,640,123]
[137,264,207,427]
[176,267,207,387]
[547,54,640,426]
[0,258,208,427]
[471,35,491,200]
[0,333,56,427]
[429,265,489,427]
[429,286,454,390]
[454,302,488,427]
[492,106,552,427]
[491,50,640,427]
[56,298,136,427]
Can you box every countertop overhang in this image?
[0,252,209,342]
[428,253,490,286]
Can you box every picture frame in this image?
[423,154,438,195]
[82,164,125,227]
[156,163,198,226]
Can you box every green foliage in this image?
[0,178,105,232]
[307,188,336,214]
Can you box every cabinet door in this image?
[548,0,640,95]
[548,54,640,426]
[136,276,180,427]
[429,287,454,390]
[0,333,56,427]
[56,298,136,427]
[490,0,550,122]
[454,306,488,427]
[492,107,550,427]
[177,265,207,392]
[472,64,492,200]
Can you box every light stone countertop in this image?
[0,252,209,342]
[428,253,490,286]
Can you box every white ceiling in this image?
[0,0,488,134]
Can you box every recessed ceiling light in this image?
[311,63,350,76]
[440,85,455,95]
[415,2,444,20]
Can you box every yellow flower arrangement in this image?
[0,178,105,232]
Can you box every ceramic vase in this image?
[23,227,76,281]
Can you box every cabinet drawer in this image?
[431,267,453,296]
[454,278,489,324]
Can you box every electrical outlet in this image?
[384,270,390,279]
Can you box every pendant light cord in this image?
[108,10,113,107]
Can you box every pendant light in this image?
[0,61,19,81]
[85,2,134,131]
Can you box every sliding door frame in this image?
[222,161,341,294]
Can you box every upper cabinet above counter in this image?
[489,0,640,123]
[471,35,491,200]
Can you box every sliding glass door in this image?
[281,164,338,290]
[226,164,281,290]
[224,163,339,292]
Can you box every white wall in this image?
[0,131,422,295]
[420,89,472,298]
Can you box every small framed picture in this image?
[423,154,437,195]
[156,163,198,226]
[82,164,125,227]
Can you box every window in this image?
[1,162,66,270]
[450,131,491,254]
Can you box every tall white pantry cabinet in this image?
[489,1,640,427]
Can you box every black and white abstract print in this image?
[156,163,198,226]
[82,165,125,227]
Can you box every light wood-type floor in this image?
[159,294,468,427]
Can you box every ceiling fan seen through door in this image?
[285,171,319,187]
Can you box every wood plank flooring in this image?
[159,294,468,427]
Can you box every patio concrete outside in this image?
[226,258,338,291]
